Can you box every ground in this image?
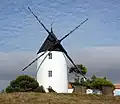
[0,92,120,104]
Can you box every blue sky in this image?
[0,0,120,90]
[0,0,120,52]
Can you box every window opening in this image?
[48,70,52,77]
[48,52,52,59]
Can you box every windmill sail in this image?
[60,18,88,42]
[22,7,88,78]
[28,7,55,40]
[22,51,47,71]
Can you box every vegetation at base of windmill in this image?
[33,85,46,93]
[90,77,115,90]
[84,75,114,89]
[5,74,45,93]
[47,86,57,93]
[70,74,114,91]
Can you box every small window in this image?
[48,70,52,77]
[48,52,52,59]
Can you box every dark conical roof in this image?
[37,33,66,54]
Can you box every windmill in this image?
[22,7,88,93]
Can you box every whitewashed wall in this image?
[37,51,68,93]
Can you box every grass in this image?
[0,92,120,104]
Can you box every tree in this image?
[69,64,88,84]
[5,75,43,93]
[69,64,87,75]
[78,64,87,75]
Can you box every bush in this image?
[91,78,114,89]
[5,75,39,93]
[6,86,13,93]
[71,75,114,91]
[34,86,45,93]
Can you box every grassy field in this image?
[0,92,120,104]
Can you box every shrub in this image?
[5,75,39,93]
[34,86,46,93]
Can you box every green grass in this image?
[0,92,120,104]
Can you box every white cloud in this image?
[0,51,37,80]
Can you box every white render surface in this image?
[68,89,74,93]
[37,51,68,93]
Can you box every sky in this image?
[0,0,120,90]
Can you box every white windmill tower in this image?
[22,7,88,93]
